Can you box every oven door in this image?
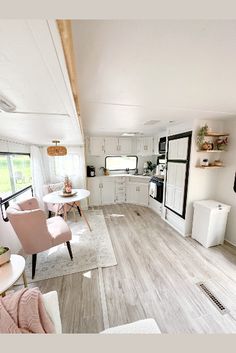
[149,179,164,203]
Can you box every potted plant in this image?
[0,246,11,266]
[197,124,209,150]
[146,161,157,175]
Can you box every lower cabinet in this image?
[88,177,149,207]
[126,182,149,206]
[87,178,115,206]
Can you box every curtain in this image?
[30,145,48,209]
[42,145,87,208]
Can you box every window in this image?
[105,156,138,171]
[54,154,80,177]
[0,153,31,199]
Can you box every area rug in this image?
[17,210,117,284]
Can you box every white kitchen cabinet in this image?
[118,138,132,155]
[137,137,154,156]
[87,178,101,206]
[87,177,115,206]
[104,137,119,155]
[126,182,149,206]
[101,179,115,205]
[104,137,132,155]
[89,137,105,156]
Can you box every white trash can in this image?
[192,200,231,248]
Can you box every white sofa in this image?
[43,291,161,334]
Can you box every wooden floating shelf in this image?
[204,132,230,137]
[197,150,225,153]
[196,165,224,169]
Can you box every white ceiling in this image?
[0,20,83,145]
[72,20,236,136]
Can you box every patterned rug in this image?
[17,210,117,284]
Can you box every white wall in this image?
[215,119,236,245]
[185,119,225,235]
[0,139,30,253]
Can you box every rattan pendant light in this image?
[47,140,67,156]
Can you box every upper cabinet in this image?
[89,137,105,156]
[87,136,155,156]
[88,137,132,155]
[104,137,118,155]
[137,137,154,156]
[118,138,132,155]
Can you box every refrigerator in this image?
[165,131,192,219]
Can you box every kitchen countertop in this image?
[87,174,152,180]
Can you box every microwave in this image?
[159,137,166,154]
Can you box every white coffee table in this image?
[0,254,27,297]
[43,188,92,231]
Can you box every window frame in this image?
[105,155,138,172]
[0,151,31,199]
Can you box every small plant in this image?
[146,161,157,172]
[0,246,9,255]
[197,124,208,149]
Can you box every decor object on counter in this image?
[0,246,10,266]
[99,167,110,176]
[216,137,228,151]
[47,140,67,156]
[63,176,72,194]
[213,160,224,167]
[197,124,209,149]
[201,158,209,167]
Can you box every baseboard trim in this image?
[224,239,236,248]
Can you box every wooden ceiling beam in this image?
[56,20,84,136]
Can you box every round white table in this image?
[0,254,27,297]
[43,188,92,231]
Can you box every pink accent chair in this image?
[7,197,73,279]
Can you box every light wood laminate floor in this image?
[29,204,236,333]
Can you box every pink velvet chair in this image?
[7,197,73,279]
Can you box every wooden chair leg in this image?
[32,254,37,279]
[66,241,73,260]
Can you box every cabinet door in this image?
[126,183,137,203]
[136,138,144,155]
[89,137,105,156]
[136,183,149,206]
[101,179,115,205]
[143,137,154,155]
[118,138,132,155]
[137,137,154,155]
[104,137,119,155]
[87,178,101,206]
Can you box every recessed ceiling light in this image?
[121,132,139,137]
[0,95,16,112]
[144,120,161,126]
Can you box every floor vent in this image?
[197,282,228,314]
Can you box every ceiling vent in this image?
[144,120,160,126]
[0,95,16,112]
